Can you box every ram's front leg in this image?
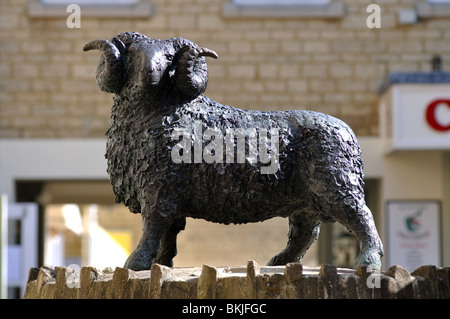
[154,217,186,267]
[124,213,164,271]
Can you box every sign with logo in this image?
[386,201,441,272]
[380,84,450,152]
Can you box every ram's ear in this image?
[172,45,218,101]
[83,38,126,94]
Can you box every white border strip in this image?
[0,139,108,201]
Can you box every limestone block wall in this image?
[24,261,450,299]
[3,0,450,138]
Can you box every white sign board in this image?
[387,201,441,272]
[380,84,450,152]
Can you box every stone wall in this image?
[2,0,450,138]
[24,261,450,299]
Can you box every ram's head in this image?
[83,32,218,102]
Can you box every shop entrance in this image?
[15,180,142,271]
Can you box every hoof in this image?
[124,250,153,271]
[267,253,300,266]
[354,249,382,270]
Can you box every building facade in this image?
[0,0,449,298]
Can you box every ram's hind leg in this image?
[336,203,384,270]
[154,217,186,267]
[267,215,321,266]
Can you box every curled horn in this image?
[83,38,126,94]
[173,44,218,101]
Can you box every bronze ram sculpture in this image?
[84,32,383,271]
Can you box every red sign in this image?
[425,99,450,132]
